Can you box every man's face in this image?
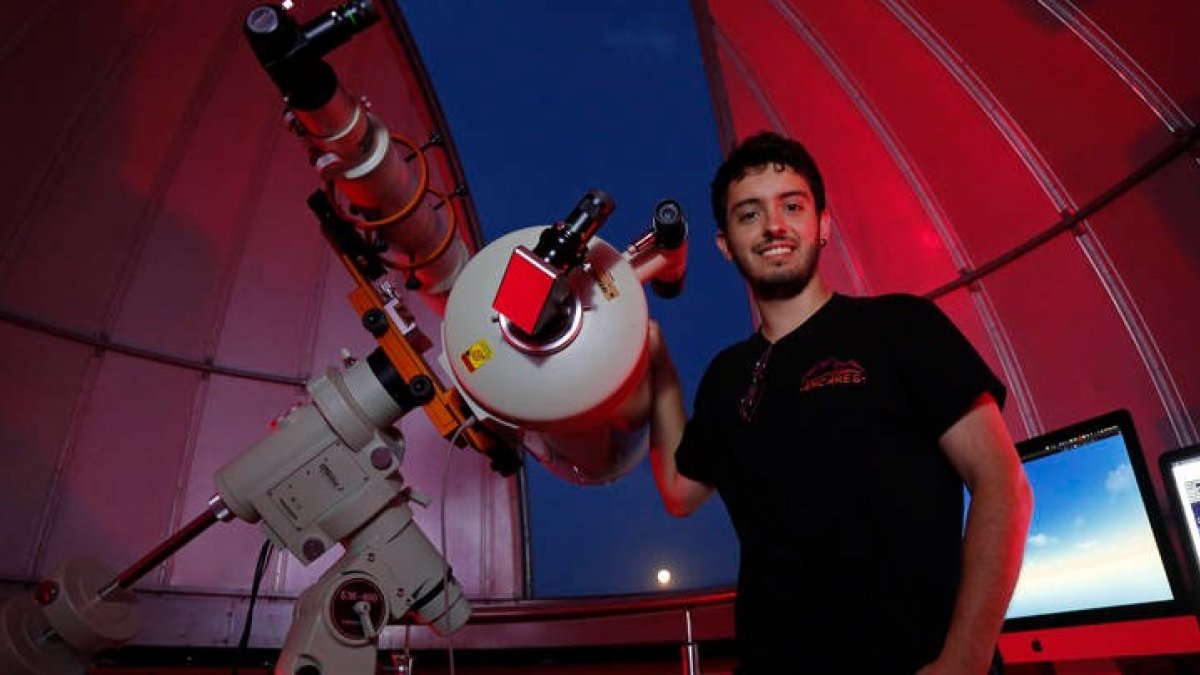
[716,165,829,299]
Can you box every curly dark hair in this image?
[710,131,826,231]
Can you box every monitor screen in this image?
[1159,443,1200,603]
[1003,409,1182,630]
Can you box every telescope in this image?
[0,2,689,672]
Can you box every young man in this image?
[648,132,1033,674]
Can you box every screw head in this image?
[303,538,326,562]
[370,447,393,470]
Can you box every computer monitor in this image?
[1159,443,1200,610]
[1004,409,1183,631]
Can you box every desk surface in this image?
[1001,615,1200,663]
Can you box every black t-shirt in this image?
[676,293,1006,674]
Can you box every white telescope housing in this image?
[442,226,666,485]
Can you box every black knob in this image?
[408,375,435,404]
[362,309,389,337]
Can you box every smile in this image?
[757,243,796,258]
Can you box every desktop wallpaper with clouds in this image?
[1006,435,1174,619]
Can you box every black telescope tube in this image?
[243,1,379,109]
[300,0,377,55]
[533,188,616,272]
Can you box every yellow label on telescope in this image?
[594,267,619,301]
[461,339,493,373]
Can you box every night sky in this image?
[399,1,748,596]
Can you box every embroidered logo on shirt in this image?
[798,357,867,392]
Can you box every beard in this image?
[730,239,822,301]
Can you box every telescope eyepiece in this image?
[244,1,380,82]
[651,199,687,250]
[246,6,282,35]
[534,189,616,272]
[245,5,299,64]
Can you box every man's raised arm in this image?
[646,322,715,517]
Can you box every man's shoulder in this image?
[844,291,930,311]
[830,292,936,325]
[709,334,759,367]
[698,334,760,381]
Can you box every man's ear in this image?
[819,211,832,244]
[715,230,732,261]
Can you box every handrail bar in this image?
[467,587,737,624]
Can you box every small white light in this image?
[281,0,294,9]
[656,568,672,586]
